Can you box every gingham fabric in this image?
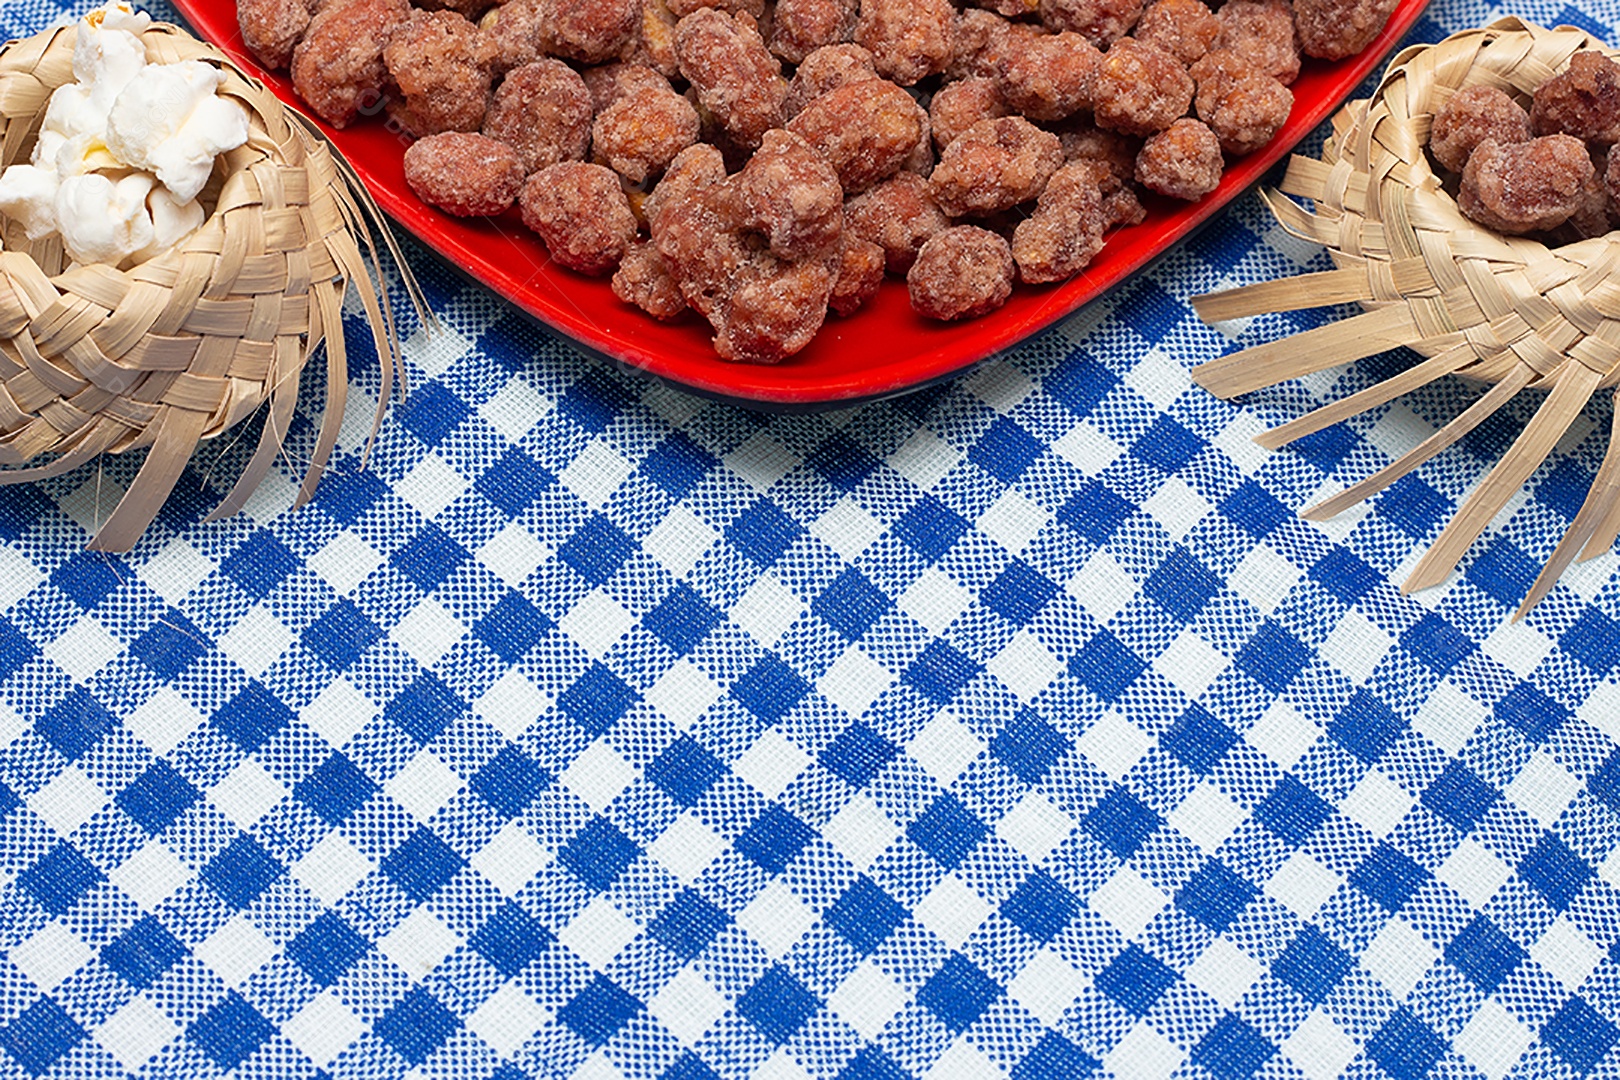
[7,2,1620,1078]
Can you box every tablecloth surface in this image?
[5,1,1620,1077]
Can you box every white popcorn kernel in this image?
[105,61,249,203]
[54,172,154,266]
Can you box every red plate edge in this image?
[170,0,1430,409]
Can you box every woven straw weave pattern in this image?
[0,21,396,552]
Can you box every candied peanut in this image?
[929,116,1064,216]
[830,235,887,315]
[623,0,681,77]
[676,8,787,150]
[995,31,1100,122]
[290,0,408,128]
[238,0,310,70]
[1011,160,1107,282]
[930,77,1010,150]
[667,0,765,14]
[949,9,1015,80]
[404,131,524,216]
[1135,117,1223,199]
[593,87,702,183]
[1429,84,1531,173]
[383,10,497,137]
[769,0,858,64]
[484,0,546,72]
[1092,38,1194,136]
[644,142,728,230]
[736,128,845,260]
[482,59,592,173]
[970,0,1036,17]
[612,240,688,318]
[787,79,926,192]
[1563,165,1615,239]
[782,43,879,118]
[414,0,489,17]
[582,62,673,113]
[854,0,955,86]
[1038,0,1143,48]
[1532,51,1620,146]
[1134,0,1219,65]
[1293,0,1396,61]
[845,171,950,272]
[1192,52,1293,155]
[1458,135,1595,234]
[1216,0,1300,85]
[521,163,638,274]
[1054,116,1139,183]
[908,225,1015,320]
[535,0,641,63]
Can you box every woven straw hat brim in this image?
[0,20,420,551]
[1192,18,1620,618]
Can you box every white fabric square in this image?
[1008,948,1087,1027]
[220,605,292,677]
[736,880,816,960]
[392,598,467,668]
[8,921,91,991]
[1360,917,1436,1000]
[310,532,382,596]
[48,617,122,683]
[650,811,725,884]
[1156,630,1226,700]
[283,989,366,1068]
[647,659,723,731]
[1170,782,1245,854]
[575,1051,631,1080]
[1209,411,1271,474]
[813,497,884,562]
[1106,1021,1185,1080]
[908,712,984,787]
[1077,711,1151,782]
[0,702,27,753]
[196,914,277,987]
[1265,852,1339,918]
[479,523,548,588]
[402,323,470,378]
[302,678,375,749]
[1053,420,1123,476]
[292,833,373,907]
[821,647,893,719]
[563,741,637,815]
[472,822,551,897]
[914,874,990,951]
[1088,867,1167,941]
[110,841,192,908]
[138,540,208,607]
[824,794,898,871]
[558,896,640,969]
[829,960,910,1041]
[1228,545,1300,617]
[476,670,549,741]
[1126,349,1189,413]
[899,568,972,637]
[927,1038,997,1078]
[1068,549,1137,626]
[387,751,462,822]
[986,630,1063,703]
[479,378,551,443]
[380,908,460,980]
[209,759,286,829]
[978,489,1051,556]
[240,467,299,526]
[560,440,632,509]
[733,729,811,800]
[996,794,1075,865]
[59,477,127,536]
[559,589,636,660]
[1339,770,1412,839]
[29,764,105,837]
[1411,682,1486,756]
[396,452,465,520]
[1453,997,1533,1080]
[1506,751,1580,828]
[1483,618,1554,681]
[1321,609,1392,685]
[755,1050,811,1080]
[1439,838,1512,910]
[724,432,796,492]
[1531,917,1604,991]
[1585,680,1620,742]
[651,965,729,1045]
[967,360,1034,412]
[889,429,959,491]
[1246,701,1318,770]
[1185,937,1259,1010]
[730,575,805,648]
[1283,1008,1360,1080]
[644,506,719,579]
[1143,477,1209,543]
[97,996,180,1072]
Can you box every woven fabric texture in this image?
[5,1,1620,1078]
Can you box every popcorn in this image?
[0,2,247,265]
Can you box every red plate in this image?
[172,0,1428,408]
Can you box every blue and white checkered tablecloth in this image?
[7,1,1620,1077]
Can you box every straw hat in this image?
[1193,18,1620,618]
[0,18,420,550]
